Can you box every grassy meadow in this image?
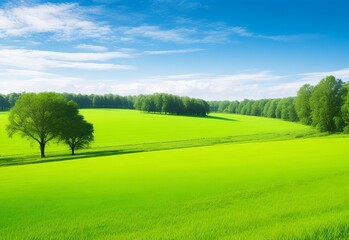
[0,109,319,163]
[0,109,348,239]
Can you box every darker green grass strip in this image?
[0,129,324,167]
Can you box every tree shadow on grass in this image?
[51,149,143,162]
[206,115,237,122]
[0,149,144,167]
[141,111,237,122]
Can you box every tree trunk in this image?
[40,142,45,158]
[71,147,75,155]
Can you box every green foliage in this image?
[1,92,135,110]
[280,97,298,122]
[209,97,299,122]
[275,99,283,118]
[58,102,94,155]
[295,84,314,125]
[241,100,253,115]
[341,82,349,133]
[0,94,10,111]
[209,75,349,132]
[217,100,230,112]
[310,76,345,132]
[7,93,20,108]
[134,93,210,116]
[6,93,93,158]
[6,92,72,158]
[266,99,279,118]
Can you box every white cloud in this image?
[230,27,253,37]
[2,60,347,100]
[119,25,196,43]
[144,48,203,55]
[117,25,231,44]
[151,0,208,12]
[0,48,133,70]
[0,77,87,93]
[0,70,286,98]
[0,49,131,61]
[230,26,322,42]
[0,3,111,40]
[0,68,57,77]
[129,71,285,99]
[298,68,349,82]
[75,44,108,52]
[115,24,319,45]
[0,2,322,46]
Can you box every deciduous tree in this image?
[58,108,94,155]
[295,84,314,125]
[7,92,73,158]
[310,76,344,132]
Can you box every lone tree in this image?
[6,92,86,158]
[58,108,94,155]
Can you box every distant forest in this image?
[0,92,209,116]
[134,93,210,116]
[1,75,348,132]
[0,93,135,111]
[210,76,349,133]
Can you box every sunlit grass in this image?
[0,137,348,239]
[0,109,318,162]
[0,109,348,239]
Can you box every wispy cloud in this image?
[118,25,196,43]
[298,68,349,82]
[144,48,204,55]
[70,71,286,99]
[0,2,320,45]
[0,69,286,98]
[0,3,111,40]
[230,26,322,42]
[115,24,318,45]
[1,68,348,99]
[0,69,57,77]
[0,48,133,70]
[117,25,233,44]
[0,49,132,61]
[151,0,208,13]
[230,27,253,37]
[75,44,108,52]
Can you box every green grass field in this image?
[0,109,320,164]
[0,109,348,239]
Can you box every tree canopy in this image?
[58,108,94,155]
[7,92,94,158]
[295,84,314,125]
[341,82,349,133]
[310,76,345,132]
[134,93,210,116]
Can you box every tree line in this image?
[0,93,134,111]
[3,75,349,138]
[133,93,210,116]
[1,92,210,116]
[209,97,298,122]
[209,75,349,133]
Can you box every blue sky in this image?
[0,0,348,100]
